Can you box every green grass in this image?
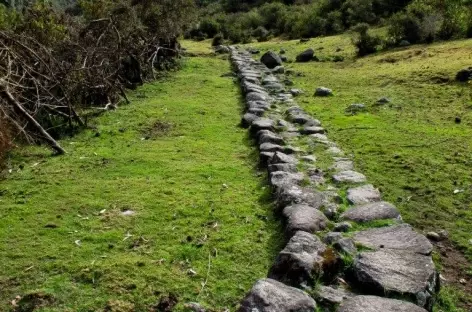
[0,56,282,311]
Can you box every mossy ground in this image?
[0,53,283,311]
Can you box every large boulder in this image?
[296,48,315,62]
[261,51,283,69]
[238,278,317,312]
[352,224,433,255]
[336,296,428,312]
[269,231,326,286]
[283,204,329,235]
[340,201,400,223]
[353,250,437,309]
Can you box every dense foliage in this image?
[0,0,195,156]
[191,0,472,51]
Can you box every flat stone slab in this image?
[300,126,325,135]
[353,250,437,309]
[337,296,428,312]
[268,163,298,173]
[275,184,323,210]
[251,118,275,133]
[283,204,329,235]
[238,278,316,312]
[331,160,354,171]
[270,171,305,190]
[347,184,381,205]
[353,224,433,255]
[327,146,344,155]
[271,151,299,165]
[246,91,269,102]
[269,231,326,286]
[315,286,354,305]
[333,171,366,183]
[260,142,285,153]
[340,201,400,223]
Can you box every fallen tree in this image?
[0,0,195,155]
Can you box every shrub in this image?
[252,26,269,42]
[212,33,224,46]
[199,18,219,38]
[352,23,382,56]
[388,12,422,44]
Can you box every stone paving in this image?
[230,47,439,312]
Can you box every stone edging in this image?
[229,47,439,312]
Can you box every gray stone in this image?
[314,87,333,97]
[246,92,269,102]
[238,278,317,312]
[426,232,441,242]
[334,238,357,255]
[310,133,329,143]
[306,168,325,185]
[251,118,275,133]
[296,48,315,62]
[376,97,391,105]
[346,103,366,114]
[260,51,283,69]
[334,222,352,232]
[215,45,230,54]
[269,231,326,286]
[333,170,366,183]
[283,204,329,235]
[241,113,258,128]
[270,171,305,190]
[258,131,284,145]
[262,75,278,85]
[290,89,304,96]
[347,184,381,205]
[248,108,265,116]
[247,101,270,111]
[323,232,343,245]
[353,224,433,255]
[341,201,401,223]
[323,203,339,219]
[275,184,323,210]
[331,160,354,171]
[300,126,325,135]
[327,146,344,155]
[272,66,285,74]
[353,250,437,309]
[260,152,274,165]
[271,151,299,165]
[260,143,285,153]
[399,40,411,47]
[316,286,353,306]
[268,163,298,173]
[337,296,428,312]
[456,67,472,82]
[265,82,285,93]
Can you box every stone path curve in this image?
[229,47,439,312]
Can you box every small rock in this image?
[184,302,206,312]
[301,155,316,163]
[426,232,441,241]
[459,278,467,285]
[314,87,333,97]
[334,222,352,232]
[121,210,136,216]
[241,113,258,128]
[375,97,391,105]
[315,286,353,306]
[272,66,285,74]
[334,238,357,255]
[399,40,411,47]
[333,171,366,184]
[238,278,317,312]
[290,89,304,96]
[347,184,381,205]
[455,67,472,82]
[300,126,325,135]
[296,48,315,62]
[324,232,343,245]
[345,104,366,114]
[283,204,329,235]
[260,51,283,69]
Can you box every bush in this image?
[352,23,382,56]
[199,18,219,38]
[388,12,422,44]
[212,33,224,46]
[252,26,269,42]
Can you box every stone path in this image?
[230,47,439,312]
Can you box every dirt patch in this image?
[13,292,55,312]
[151,293,179,312]
[142,120,174,139]
[434,239,472,310]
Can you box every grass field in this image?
[0,54,282,311]
[232,34,472,310]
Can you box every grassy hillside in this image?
[232,33,472,308]
[0,53,282,311]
